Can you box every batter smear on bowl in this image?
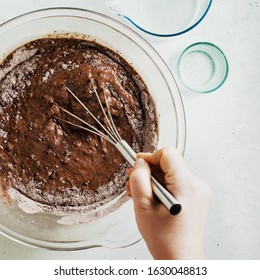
[0,38,158,214]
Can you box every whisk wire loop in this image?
[90,81,121,142]
[103,87,122,142]
[65,86,118,144]
[55,114,115,146]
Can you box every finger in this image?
[127,167,133,177]
[125,179,132,197]
[137,147,187,175]
[129,158,154,208]
[137,147,190,198]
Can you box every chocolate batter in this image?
[0,38,158,213]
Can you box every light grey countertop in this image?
[0,0,259,260]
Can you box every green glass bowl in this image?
[178,42,229,93]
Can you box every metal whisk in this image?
[56,81,182,215]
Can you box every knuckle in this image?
[162,146,178,156]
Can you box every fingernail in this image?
[135,158,145,167]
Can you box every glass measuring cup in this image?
[107,0,212,37]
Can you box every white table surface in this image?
[0,0,259,260]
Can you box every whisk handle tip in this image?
[170,204,182,215]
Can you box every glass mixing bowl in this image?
[0,8,186,250]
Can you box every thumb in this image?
[129,158,154,209]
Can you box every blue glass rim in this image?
[123,0,213,37]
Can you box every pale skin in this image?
[126,147,212,260]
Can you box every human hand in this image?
[126,147,212,260]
